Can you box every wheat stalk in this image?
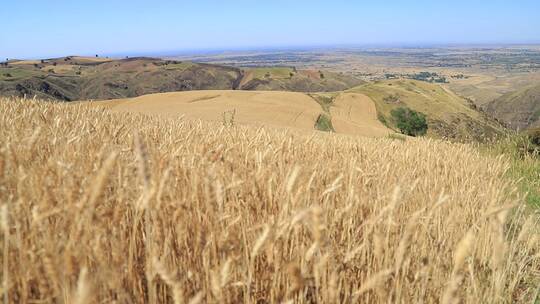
[0,98,537,303]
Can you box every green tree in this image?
[391,107,428,137]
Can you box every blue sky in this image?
[2,0,540,59]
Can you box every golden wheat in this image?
[0,97,538,303]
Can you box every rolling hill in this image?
[89,80,501,142]
[0,57,243,101]
[350,80,505,141]
[330,93,392,136]
[90,90,392,137]
[238,67,364,92]
[485,84,540,130]
[1,56,505,142]
[0,57,364,101]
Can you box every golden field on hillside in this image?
[0,98,539,303]
[94,90,323,132]
[91,90,391,137]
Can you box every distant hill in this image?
[0,57,242,101]
[350,80,504,141]
[0,56,504,142]
[0,57,364,101]
[238,67,364,92]
[485,84,540,130]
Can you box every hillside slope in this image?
[330,93,391,137]
[0,57,364,101]
[351,80,504,141]
[90,81,501,142]
[0,57,243,101]
[485,84,540,130]
[91,90,392,137]
[238,67,364,92]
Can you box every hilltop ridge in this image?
[0,56,364,101]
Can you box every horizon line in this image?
[5,42,540,61]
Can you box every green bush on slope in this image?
[391,107,428,137]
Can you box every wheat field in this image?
[91,90,390,137]
[0,97,539,303]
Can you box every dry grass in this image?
[0,97,539,303]
[90,90,390,137]
[329,93,391,137]
[92,90,323,133]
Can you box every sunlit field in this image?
[0,98,538,303]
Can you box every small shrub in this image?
[495,129,540,159]
[377,112,389,127]
[391,107,428,136]
[489,132,540,207]
[525,128,540,157]
[308,94,334,113]
[532,109,540,121]
[528,128,540,145]
[383,94,400,103]
[314,113,334,132]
